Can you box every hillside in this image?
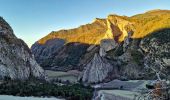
[37,10,170,45]
[131,9,170,38]
[38,18,107,45]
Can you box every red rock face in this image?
[114,34,122,43]
[110,23,121,43]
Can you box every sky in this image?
[0,0,170,47]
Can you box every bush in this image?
[131,50,144,65]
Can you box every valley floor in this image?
[45,70,81,83]
[94,90,138,100]
[93,80,154,100]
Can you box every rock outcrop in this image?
[99,39,118,57]
[82,54,113,83]
[106,15,134,42]
[0,17,45,80]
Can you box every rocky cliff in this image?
[81,53,114,83]
[31,10,170,83]
[0,17,45,80]
[80,28,170,83]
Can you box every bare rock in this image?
[0,17,45,80]
[82,53,113,83]
[99,39,118,57]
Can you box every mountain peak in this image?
[92,18,105,23]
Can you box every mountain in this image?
[0,17,45,80]
[31,10,170,83]
[31,14,133,70]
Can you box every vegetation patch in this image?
[146,28,170,44]
[0,80,94,100]
[131,50,144,65]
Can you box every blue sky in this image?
[0,0,170,47]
